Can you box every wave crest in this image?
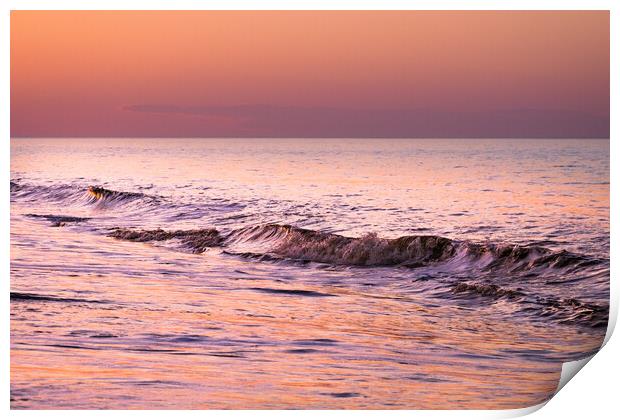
[225,224,599,273]
[86,186,148,206]
[451,282,525,300]
[11,181,155,210]
[230,224,456,266]
[450,282,608,329]
[109,227,223,253]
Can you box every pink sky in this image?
[11,11,609,138]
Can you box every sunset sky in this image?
[11,11,609,138]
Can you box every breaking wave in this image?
[223,224,601,273]
[85,186,150,207]
[10,181,242,222]
[227,224,455,266]
[12,181,604,273]
[12,180,609,329]
[10,181,156,209]
[449,282,608,329]
[108,228,223,254]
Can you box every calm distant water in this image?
[10,138,609,409]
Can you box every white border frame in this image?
[2,2,617,419]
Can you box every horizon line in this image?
[9,136,611,140]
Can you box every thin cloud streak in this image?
[123,104,609,138]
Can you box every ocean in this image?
[10,137,609,409]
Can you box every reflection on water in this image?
[10,138,609,409]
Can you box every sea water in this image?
[10,138,609,408]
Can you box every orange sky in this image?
[11,11,609,138]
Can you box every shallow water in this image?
[10,138,609,409]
